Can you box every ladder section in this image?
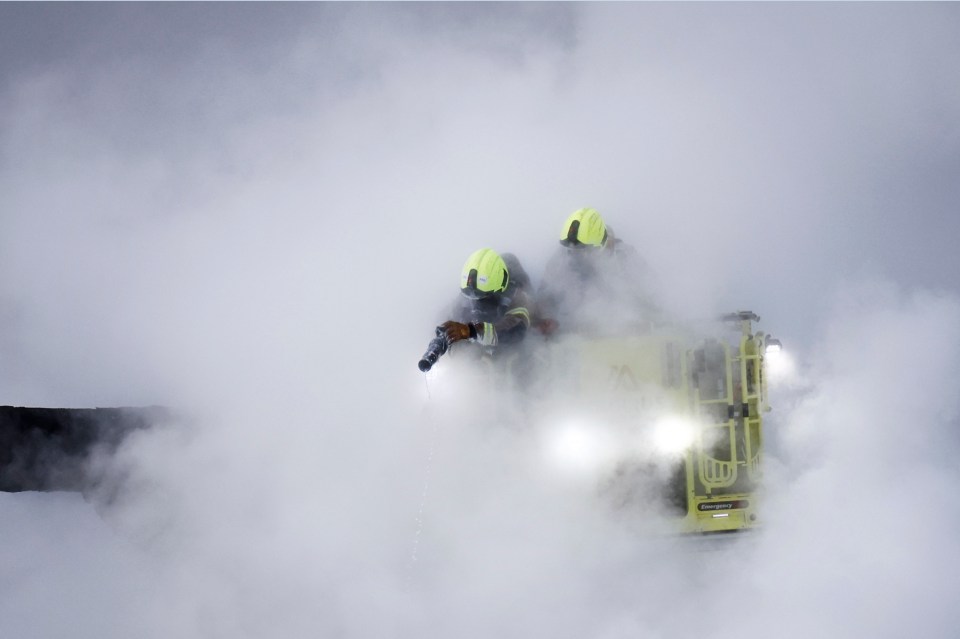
[691,340,738,491]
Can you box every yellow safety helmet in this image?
[559,207,608,248]
[460,248,509,299]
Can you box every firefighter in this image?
[538,207,658,332]
[438,248,533,349]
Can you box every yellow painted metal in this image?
[693,341,739,492]
[477,312,772,535]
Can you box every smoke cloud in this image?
[1,4,959,638]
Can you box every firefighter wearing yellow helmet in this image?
[419,247,534,371]
[437,248,532,349]
[538,208,658,332]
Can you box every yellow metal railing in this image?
[740,334,764,482]
[693,342,738,491]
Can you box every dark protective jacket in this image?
[537,229,659,332]
[447,252,533,347]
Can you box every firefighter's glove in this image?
[440,320,477,344]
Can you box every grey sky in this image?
[1,3,959,638]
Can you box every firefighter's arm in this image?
[475,292,531,346]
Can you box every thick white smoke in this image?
[1,4,959,638]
